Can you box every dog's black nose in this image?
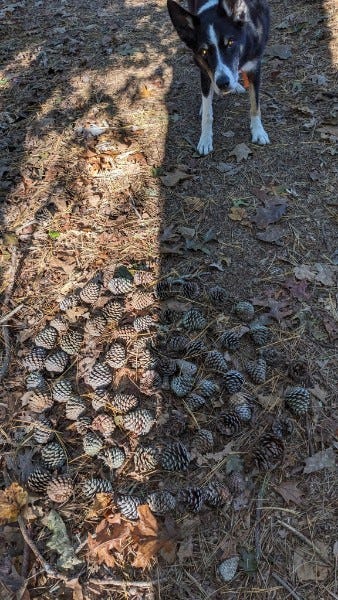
[216,75,230,90]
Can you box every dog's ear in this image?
[219,0,250,24]
[167,0,198,49]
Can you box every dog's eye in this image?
[200,48,208,57]
[225,38,235,47]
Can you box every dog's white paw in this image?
[251,117,270,145]
[197,134,213,155]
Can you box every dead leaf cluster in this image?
[0,483,28,525]
[87,504,177,569]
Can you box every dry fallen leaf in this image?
[274,480,304,506]
[0,483,28,525]
[177,537,194,564]
[228,206,247,222]
[293,543,329,582]
[229,143,252,163]
[250,197,288,228]
[293,263,337,286]
[266,44,292,59]
[87,504,177,570]
[303,447,336,474]
[160,169,191,187]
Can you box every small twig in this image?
[0,304,24,325]
[89,578,165,588]
[255,475,270,561]
[271,572,303,600]
[17,516,70,583]
[16,535,31,600]
[277,520,333,566]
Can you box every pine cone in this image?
[223,370,244,394]
[46,476,74,503]
[34,326,58,350]
[59,294,80,311]
[250,324,271,346]
[205,350,228,373]
[91,413,116,438]
[130,291,154,310]
[154,279,172,300]
[134,445,159,472]
[23,347,48,371]
[123,409,155,436]
[161,442,190,471]
[234,301,254,322]
[104,343,126,368]
[169,410,188,436]
[208,286,228,306]
[139,369,162,395]
[86,363,112,389]
[271,417,294,439]
[113,325,136,340]
[33,416,54,444]
[75,416,92,435]
[107,277,133,295]
[81,478,113,499]
[181,308,207,332]
[203,481,231,507]
[166,335,189,354]
[99,446,126,470]
[220,330,240,351]
[159,308,179,324]
[117,495,141,520]
[229,391,253,422]
[52,379,73,403]
[181,281,200,299]
[185,393,206,411]
[185,339,207,357]
[41,442,66,469]
[195,379,218,399]
[27,467,51,493]
[83,431,104,456]
[259,347,283,366]
[111,393,139,413]
[79,277,102,304]
[49,314,69,334]
[28,391,54,413]
[85,315,107,336]
[65,395,87,420]
[179,487,205,512]
[44,350,69,373]
[253,434,284,470]
[192,429,214,453]
[91,389,108,411]
[246,358,267,384]
[227,471,246,494]
[26,371,46,390]
[171,374,194,397]
[59,331,83,355]
[147,491,176,515]
[218,412,242,436]
[133,315,156,333]
[156,358,177,377]
[102,300,124,321]
[284,387,310,415]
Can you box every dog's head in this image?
[167,0,250,94]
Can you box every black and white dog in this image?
[167,0,270,155]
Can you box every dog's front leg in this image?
[197,74,214,155]
[247,65,270,145]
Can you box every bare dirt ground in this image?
[0,0,337,598]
